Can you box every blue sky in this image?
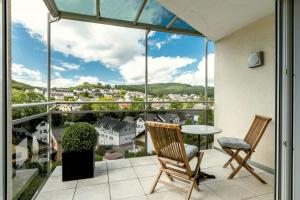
[11,0,214,88]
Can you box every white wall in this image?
[214,14,276,169]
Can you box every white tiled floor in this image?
[35,149,274,200]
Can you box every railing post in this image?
[47,13,52,174]
[204,37,209,149]
[144,29,149,156]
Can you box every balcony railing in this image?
[11,100,213,199]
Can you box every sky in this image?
[11,0,215,88]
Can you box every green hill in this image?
[12,80,35,90]
[118,83,214,98]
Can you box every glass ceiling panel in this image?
[54,0,96,16]
[100,0,143,22]
[172,18,196,31]
[47,0,201,35]
[138,0,175,26]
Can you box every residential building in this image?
[51,92,64,100]
[32,120,49,143]
[134,114,161,152]
[95,117,135,146]
[157,113,180,124]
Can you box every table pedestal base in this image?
[195,171,216,184]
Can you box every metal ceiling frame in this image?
[43,0,202,36]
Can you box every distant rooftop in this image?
[43,0,202,36]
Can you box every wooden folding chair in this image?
[145,121,204,200]
[218,115,272,183]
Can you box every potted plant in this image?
[61,122,98,181]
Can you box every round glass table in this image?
[181,125,222,136]
[181,125,222,181]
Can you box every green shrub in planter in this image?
[61,122,98,181]
[62,122,98,152]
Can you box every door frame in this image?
[293,0,300,199]
[276,0,294,199]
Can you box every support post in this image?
[47,13,52,173]
[144,29,149,156]
[204,38,209,149]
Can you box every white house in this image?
[95,117,135,146]
[33,121,49,143]
[135,114,160,136]
[157,113,180,124]
[134,114,161,152]
[51,92,64,100]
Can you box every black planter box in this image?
[62,150,94,181]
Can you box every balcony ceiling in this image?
[157,0,275,41]
[43,0,202,36]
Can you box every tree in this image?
[92,97,119,111]
[12,89,47,119]
[120,89,126,98]
[170,102,183,110]
[128,103,144,110]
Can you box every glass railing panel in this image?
[147,104,214,150]
[12,116,50,200]
[51,110,148,163]
[12,105,48,120]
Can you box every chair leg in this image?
[225,149,247,179]
[224,148,267,184]
[158,160,174,181]
[164,172,174,181]
[193,179,199,191]
[223,150,240,168]
[243,163,267,184]
[228,163,243,179]
[149,170,162,194]
[223,158,232,168]
[185,181,195,200]
[247,164,254,171]
[194,152,204,179]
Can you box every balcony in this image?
[9,0,276,199]
[35,149,274,200]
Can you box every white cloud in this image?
[51,76,100,88]
[12,0,145,67]
[61,62,80,70]
[155,41,167,50]
[54,71,62,78]
[170,34,181,40]
[12,63,46,87]
[150,33,182,50]
[51,65,65,71]
[120,56,197,84]
[174,54,214,86]
[51,62,80,72]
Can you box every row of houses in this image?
[12,110,200,165]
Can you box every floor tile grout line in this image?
[203,182,227,200]
[71,180,78,200]
[106,161,112,200]
[132,163,149,198]
[240,191,275,200]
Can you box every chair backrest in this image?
[145,121,190,166]
[244,115,272,150]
